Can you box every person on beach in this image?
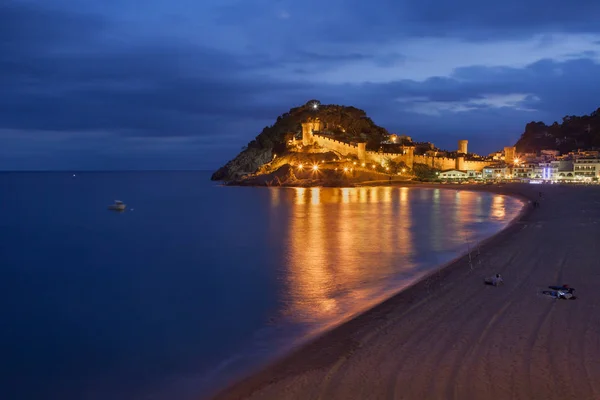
[492,274,503,286]
[484,274,503,286]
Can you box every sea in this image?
[0,171,524,400]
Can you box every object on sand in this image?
[543,285,576,299]
[484,274,504,286]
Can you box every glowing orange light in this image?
[344,167,349,172]
[402,168,406,173]
[298,164,303,170]
[372,165,376,169]
[312,165,319,171]
[386,167,390,171]
[361,163,366,167]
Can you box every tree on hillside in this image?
[383,158,410,174]
[412,163,440,181]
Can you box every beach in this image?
[211,183,600,400]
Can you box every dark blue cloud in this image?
[2,0,600,169]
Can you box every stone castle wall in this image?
[313,135,358,157]
[464,160,491,171]
[302,120,489,172]
[312,134,490,171]
[364,150,412,166]
[413,155,456,170]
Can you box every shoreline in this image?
[209,183,537,400]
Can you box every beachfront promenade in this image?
[212,184,600,400]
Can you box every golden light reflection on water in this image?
[492,195,506,219]
[341,188,350,203]
[276,187,519,333]
[310,187,320,205]
[295,187,306,205]
[269,188,280,206]
[430,189,443,251]
[286,186,419,328]
[382,186,392,203]
[359,187,367,204]
[400,187,408,203]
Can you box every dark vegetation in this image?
[515,107,600,153]
[412,163,441,181]
[246,100,391,152]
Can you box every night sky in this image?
[2,0,600,170]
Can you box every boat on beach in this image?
[108,200,126,211]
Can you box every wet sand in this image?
[211,183,600,400]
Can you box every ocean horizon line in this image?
[0,169,214,173]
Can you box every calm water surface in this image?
[0,172,523,399]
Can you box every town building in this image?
[438,169,482,180]
[439,169,469,179]
[482,164,510,180]
[573,158,600,181]
[512,162,536,179]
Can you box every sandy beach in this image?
[211,183,600,400]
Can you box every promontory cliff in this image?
[211,100,392,182]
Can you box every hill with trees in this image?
[211,100,394,181]
[515,107,600,153]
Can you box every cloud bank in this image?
[2,0,600,169]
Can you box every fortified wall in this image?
[301,120,488,172]
[313,135,358,157]
[412,154,490,171]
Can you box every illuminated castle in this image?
[300,119,487,171]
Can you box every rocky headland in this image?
[211,100,438,186]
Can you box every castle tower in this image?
[312,118,322,132]
[301,118,322,146]
[504,146,516,164]
[302,121,314,146]
[405,146,415,169]
[456,155,465,171]
[458,140,468,155]
[357,143,366,163]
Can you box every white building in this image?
[512,162,536,179]
[467,170,483,180]
[538,162,558,180]
[573,158,600,181]
[439,169,469,179]
[482,165,510,180]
